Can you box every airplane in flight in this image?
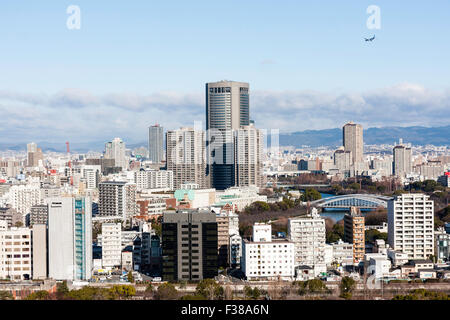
[365,35,376,42]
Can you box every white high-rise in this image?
[105,137,127,170]
[288,208,327,276]
[388,193,434,260]
[101,223,122,268]
[47,197,92,281]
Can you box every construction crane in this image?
[66,141,73,186]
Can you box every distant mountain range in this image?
[0,125,448,153]
[278,125,450,148]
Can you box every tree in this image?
[340,276,356,300]
[244,286,262,300]
[306,279,328,293]
[127,271,134,283]
[25,290,50,300]
[155,283,179,300]
[152,222,162,237]
[109,285,136,299]
[195,279,224,300]
[302,188,322,202]
[56,281,69,300]
[0,291,13,300]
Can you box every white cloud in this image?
[0,83,448,143]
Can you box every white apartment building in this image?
[135,170,174,191]
[101,223,122,268]
[288,208,327,276]
[7,183,41,215]
[331,240,354,266]
[242,223,295,281]
[388,193,434,260]
[82,165,101,189]
[0,222,32,281]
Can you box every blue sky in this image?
[0,1,449,143]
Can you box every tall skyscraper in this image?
[161,209,218,281]
[388,193,434,260]
[148,124,164,163]
[47,197,92,281]
[343,122,363,164]
[393,144,412,177]
[166,127,207,189]
[105,137,127,170]
[206,81,250,190]
[234,124,264,187]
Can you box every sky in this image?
[0,1,449,144]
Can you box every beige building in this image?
[334,148,352,172]
[216,213,230,268]
[393,144,412,177]
[166,127,208,189]
[0,222,32,281]
[344,207,365,264]
[32,224,47,279]
[234,124,264,187]
[343,122,363,164]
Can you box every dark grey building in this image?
[206,81,249,190]
[148,124,164,163]
[162,209,218,281]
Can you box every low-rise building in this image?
[242,223,295,281]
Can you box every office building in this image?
[161,209,218,281]
[105,137,127,170]
[148,124,164,163]
[27,142,44,167]
[48,197,92,281]
[334,148,352,172]
[166,127,208,189]
[241,223,295,281]
[343,122,363,164]
[206,80,250,190]
[393,144,412,177]
[388,193,434,260]
[344,207,365,264]
[288,208,327,276]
